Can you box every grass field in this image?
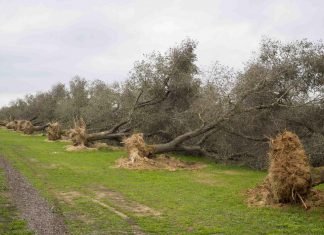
[0,128,323,234]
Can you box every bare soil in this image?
[0,156,68,235]
[58,186,152,235]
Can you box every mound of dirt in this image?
[247,131,322,209]
[115,154,205,171]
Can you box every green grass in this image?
[0,128,323,234]
[0,165,32,234]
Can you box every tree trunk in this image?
[87,131,130,142]
[33,124,49,132]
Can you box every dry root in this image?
[247,184,324,209]
[69,118,87,147]
[21,121,34,135]
[47,122,61,141]
[7,120,34,134]
[15,120,24,131]
[122,133,152,163]
[115,154,205,171]
[247,131,321,209]
[6,121,17,129]
[268,131,311,203]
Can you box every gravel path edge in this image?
[0,156,68,235]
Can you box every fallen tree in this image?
[145,90,285,158]
[117,133,205,170]
[68,85,170,148]
[46,122,62,141]
[6,120,17,129]
[7,119,48,135]
[0,120,7,126]
[68,118,131,148]
[248,131,323,209]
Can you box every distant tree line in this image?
[1,38,324,169]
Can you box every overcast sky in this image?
[1,0,324,107]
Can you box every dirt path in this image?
[0,156,68,235]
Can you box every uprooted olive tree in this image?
[46,122,62,141]
[247,131,324,209]
[1,38,324,170]
[5,119,48,135]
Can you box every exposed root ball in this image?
[0,120,7,126]
[47,122,61,141]
[120,133,205,171]
[15,120,24,131]
[123,133,151,163]
[248,131,316,208]
[268,131,311,203]
[69,118,87,146]
[22,121,34,135]
[6,121,17,129]
[115,155,205,171]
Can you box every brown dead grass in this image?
[222,170,245,175]
[248,130,323,209]
[65,145,97,152]
[58,191,83,205]
[58,187,161,217]
[65,142,122,152]
[93,186,161,217]
[115,154,205,171]
[247,185,324,209]
[42,163,62,169]
[193,172,225,186]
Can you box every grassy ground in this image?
[0,128,323,234]
[0,166,32,234]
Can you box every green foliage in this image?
[1,38,324,168]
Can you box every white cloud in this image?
[269,2,301,24]
[0,5,81,34]
[0,0,324,107]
